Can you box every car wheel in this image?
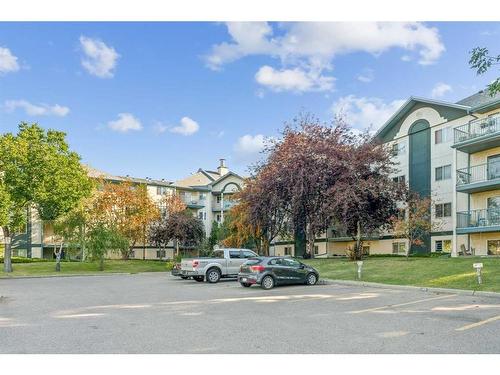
[206,268,221,283]
[261,275,275,290]
[240,283,252,288]
[194,276,204,282]
[305,273,318,285]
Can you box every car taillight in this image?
[192,260,199,268]
[250,265,265,273]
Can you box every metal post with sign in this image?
[356,261,363,280]
[473,263,483,285]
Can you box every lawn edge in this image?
[0,271,168,279]
[320,278,500,299]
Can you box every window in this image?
[156,250,166,258]
[391,142,406,156]
[392,175,406,185]
[229,250,241,259]
[362,246,370,255]
[216,214,221,222]
[284,246,292,256]
[314,245,319,255]
[435,127,452,144]
[216,196,221,203]
[435,165,452,181]
[282,258,301,268]
[487,240,500,255]
[156,186,168,195]
[242,250,257,258]
[269,258,283,266]
[392,242,406,255]
[199,193,206,201]
[487,155,500,180]
[435,202,452,218]
[435,240,451,252]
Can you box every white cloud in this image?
[357,68,374,83]
[108,113,142,132]
[207,22,444,94]
[233,134,265,163]
[79,36,120,78]
[431,82,452,98]
[4,99,70,117]
[332,95,405,130]
[255,65,334,93]
[0,47,20,75]
[169,117,199,136]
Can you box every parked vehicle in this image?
[238,257,319,290]
[171,263,190,279]
[180,248,258,283]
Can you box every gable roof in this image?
[375,97,470,142]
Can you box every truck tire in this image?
[180,276,189,280]
[194,276,204,282]
[206,267,221,283]
[261,275,275,290]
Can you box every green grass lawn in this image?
[0,259,171,278]
[304,256,500,293]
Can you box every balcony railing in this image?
[457,161,500,186]
[454,115,500,144]
[457,208,500,229]
[213,200,236,211]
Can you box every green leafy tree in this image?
[469,47,500,96]
[0,123,93,272]
[208,220,220,250]
[86,223,128,271]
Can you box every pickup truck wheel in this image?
[261,275,275,290]
[194,276,204,282]
[206,268,221,283]
[180,276,189,280]
[305,273,318,285]
[240,283,252,288]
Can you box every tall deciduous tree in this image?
[220,202,258,250]
[0,123,92,272]
[91,180,160,259]
[328,132,405,260]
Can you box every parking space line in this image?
[455,315,500,332]
[349,294,455,314]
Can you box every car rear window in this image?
[243,259,262,266]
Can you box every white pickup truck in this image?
[180,248,258,283]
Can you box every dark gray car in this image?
[238,257,319,289]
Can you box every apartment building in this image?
[5,159,245,260]
[271,90,500,257]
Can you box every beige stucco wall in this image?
[470,189,500,210]
[470,232,500,255]
[470,146,500,166]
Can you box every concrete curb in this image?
[319,278,500,299]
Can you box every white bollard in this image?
[473,263,483,285]
[357,261,363,280]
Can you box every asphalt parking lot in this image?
[1,273,500,353]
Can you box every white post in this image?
[220,192,224,223]
[452,146,458,257]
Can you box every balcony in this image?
[182,199,205,209]
[456,208,500,234]
[456,161,500,193]
[212,200,236,212]
[453,115,500,153]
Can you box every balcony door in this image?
[487,196,500,226]
[487,154,500,180]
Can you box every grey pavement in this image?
[1,273,500,354]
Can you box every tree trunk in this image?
[3,227,13,273]
[99,256,104,271]
[55,243,63,272]
[176,240,179,258]
[26,206,32,258]
[355,220,362,261]
[307,225,315,259]
[80,224,86,262]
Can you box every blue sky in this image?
[1,22,499,180]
